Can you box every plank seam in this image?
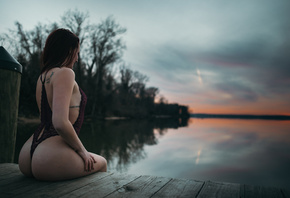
[149,178,173,198]
[65,172,114,195]
[102,175,143,198]
[53,172,114,198]
[195,181,206,198]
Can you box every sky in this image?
[1,0,290,115]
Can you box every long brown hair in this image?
[41,28,79,73]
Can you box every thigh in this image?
[89,152,107,172]
[18,135,33,177]
[31,136,106,181]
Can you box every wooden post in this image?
[0,46,22,163]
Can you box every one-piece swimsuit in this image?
[30,73,87,158]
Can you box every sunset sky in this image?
[1,0,290,115]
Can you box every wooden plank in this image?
[0,163,20,176]
[0,168,23,181]
[0,164,288,198]
[60,172,140,198]
[259,186,284,198]
[240,184,260,198]
[13,172,113,198]
[152,178,204,198]
[0,171,25,186]
[0,163,52,197]
[106,175,172,198]
[241,184,284,198]
[3,175,53,197]
[0,163,19,170]
[197,180,240,198]
[0,177,52,197]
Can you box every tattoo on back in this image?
[46,72,54,84]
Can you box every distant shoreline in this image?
[191,113,290,120]
[18,114,290,124]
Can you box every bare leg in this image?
[31,136,107,181]
[18,135,33,177]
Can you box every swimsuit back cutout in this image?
[30,72,87,158]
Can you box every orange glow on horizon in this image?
[157,83,290,116]
[188,106,290,116]
[166,94,290,116]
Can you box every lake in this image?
[15,117,290,190]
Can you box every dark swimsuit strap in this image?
[30,71,53,158]
[31,69,87,158]
[40,71,49,85]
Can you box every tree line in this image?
[0,9,190,119]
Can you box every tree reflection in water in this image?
[15,117,189,172]
[79,118,189,172]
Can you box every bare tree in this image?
[0,9,187,119]
[61,9,90,87]
[86,16,127,117]
[0,22,58,116]
[119,65,149,98]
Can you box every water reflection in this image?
[79,118,188,171]
[15,117,188,171]
[15,118,290,190]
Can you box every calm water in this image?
[15,117,290,190]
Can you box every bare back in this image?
[18,28,107,181]
[36,67,81,125]
[18,66,106,181]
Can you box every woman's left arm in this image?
[51,68,96,171]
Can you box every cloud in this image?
[2,0,290,114]
[141,30,290,112]
[215,81,259,103]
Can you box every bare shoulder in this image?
[56,67,75,77]
[52,67,75,84]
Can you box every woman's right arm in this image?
[51,68,96,171]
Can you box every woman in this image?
[18,29,107,181]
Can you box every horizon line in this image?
[190,113,290,120]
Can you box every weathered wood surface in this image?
[0,163,289,198]
[0,69,21,163]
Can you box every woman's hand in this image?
[77,149,97,172]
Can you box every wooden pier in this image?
[0,163,289,198]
